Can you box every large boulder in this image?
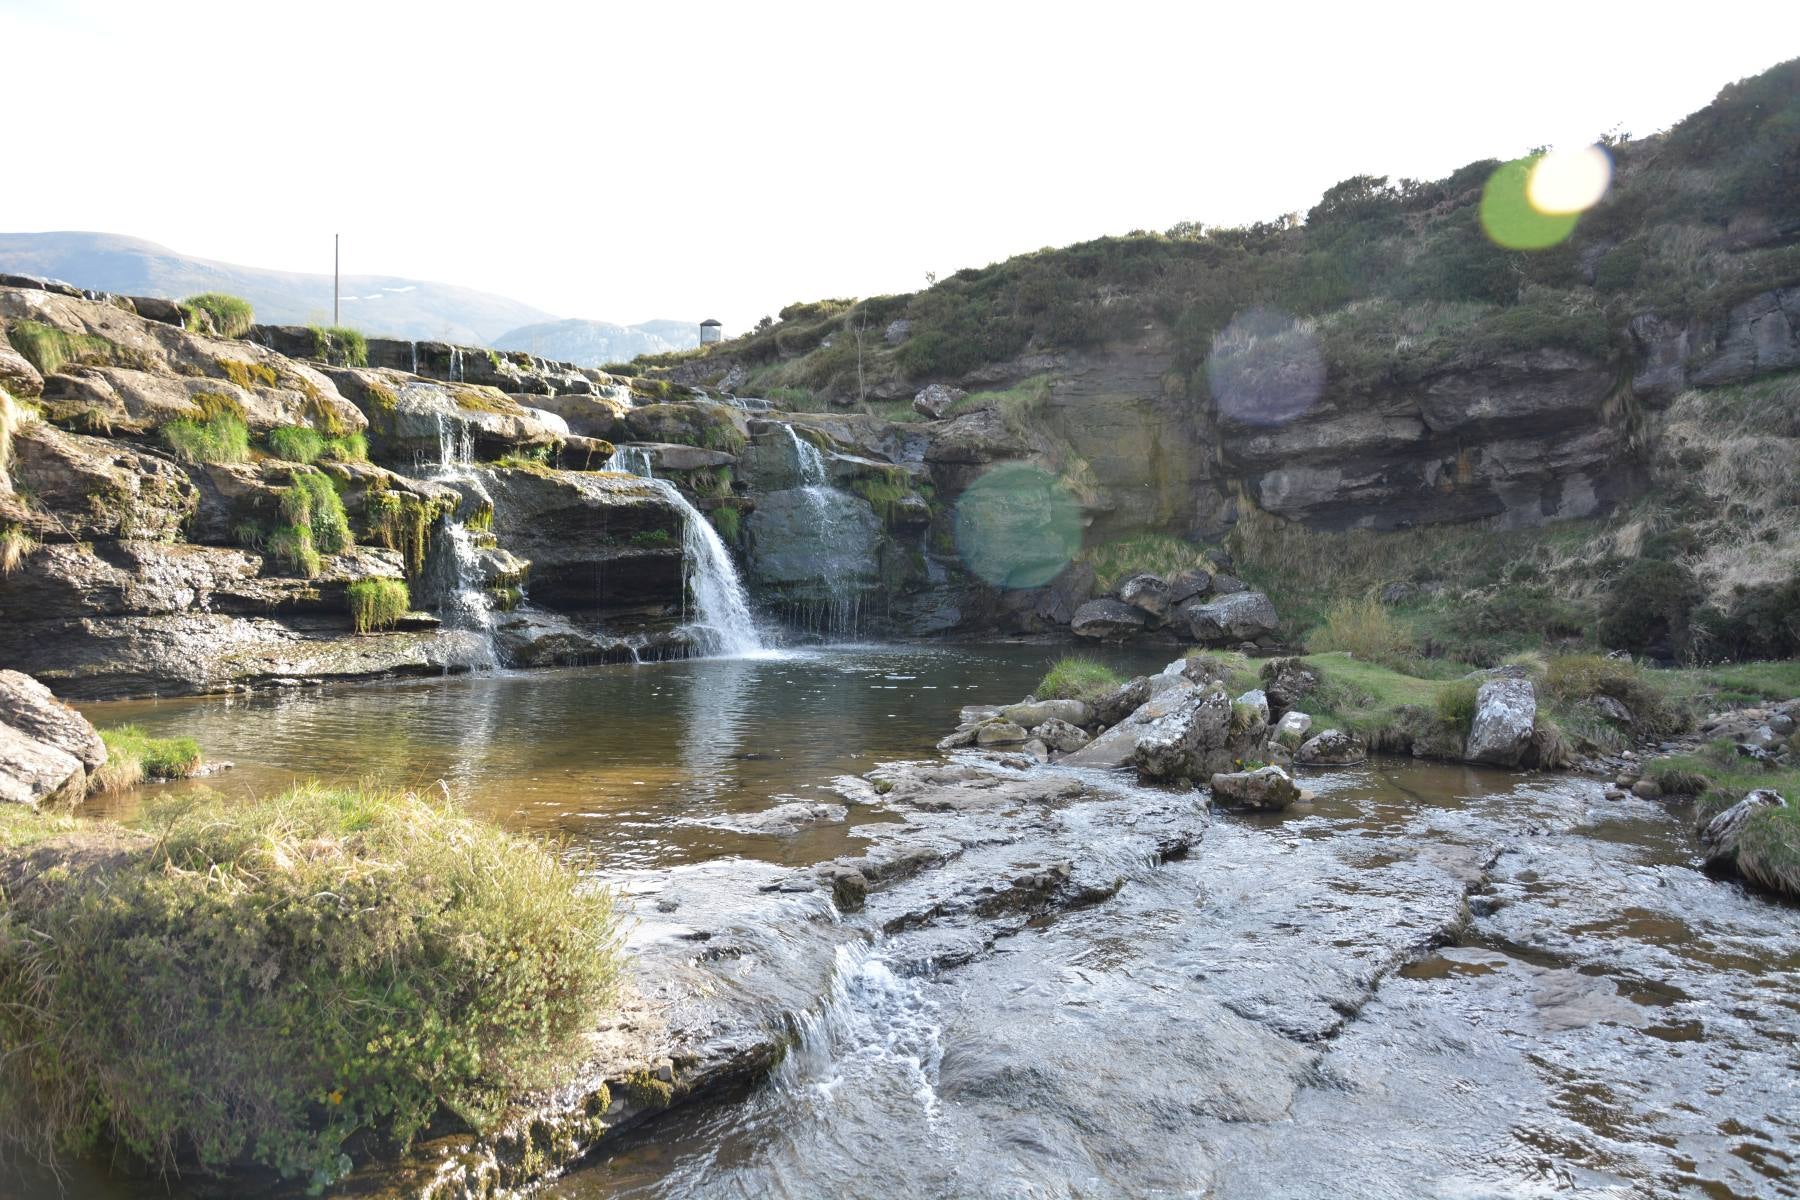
[1034,561,1096,627]
[1131,685,1263,785]
[1088,676,1151,728]
[7,420,197,542]
[1071,598,1149,641]
[743,488,885,607]
[39,365,365,436]
[1166,568,1212,606]
[0,722,86,808]
[1210,765,1302,810]
[912,383,966,420]
[1179,591,1279,644]
[0,341,43,399]
[1118,573,1172,622]
[0,670,104,772]
[1295,728,1367,766]
[1271,710,1314,751]
[1066,680,1196,768]
[1465,677,1537,768]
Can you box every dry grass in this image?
[0,525,34,575]
[1304,596,1420,668]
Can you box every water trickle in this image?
[449,345,464,384]
[606,446,764,658]
[776,942,943,1116]
[419,403,500,668]
[781,423,864,639]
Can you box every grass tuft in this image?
[1305,595,1420,669]
[183,293,255,338]
[1037,656,1124,702]
[347,578,410,634]
[1080,533,1213,593]
[0,783,624,1186]
[92,725,203,794]
[1,525,36,575]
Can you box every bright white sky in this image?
[3,1,1793,330]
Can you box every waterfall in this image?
[780,423,863,639]
[420,404,500,667]
[605,446,764,658]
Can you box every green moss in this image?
[183,293,255,338]
[630,529,674,548]
[281,469,353,557]
[1037,657,1124,702]
[488,585,524,613]
[217,359,280,391]
[267,524,321,578]
[92,725,203,793]
[5,320,131,377]
[0,783,624,1186]
[620,1069,674,1109]
[365,486,450,581]
[347,578,410,634]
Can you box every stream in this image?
[47,645,1800,1199]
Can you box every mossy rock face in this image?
[623,404,746,454]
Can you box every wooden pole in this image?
[333,234,340,326]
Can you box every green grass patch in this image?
[158,393,249,464]
[1037,656,1124,702]
[308,325,369,368]
[1541,654,1691,738]
[184,293,256,338]
[630,529,674,548]
[347,578,410,634]
[0,782,624,1187]
[264,425,369,464]
[281,469,353,557]
[951,373,1052,430]
[710,506,741,544]
[92,724,203,793]
[1669,660,1800,706]
[1079,533,1213,592]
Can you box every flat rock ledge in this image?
[331,756,1215,1199]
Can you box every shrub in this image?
[1596,558,1702,655]
[92,725,203,793]
[1542,654,1690,737]
[347,578,410,633]
[1304,596,1419,669]
[265,424,325,463]
[183,293,256,338]
[0,783,623,1187]
[1037,656,1124,702]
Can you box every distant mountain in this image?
[0,231,560,345]
[492,317,702,366]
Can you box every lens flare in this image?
[953,462,1082,588]
[1479,156,1579,250]
[1527,144,1612,214]
[1204,308,1324,427]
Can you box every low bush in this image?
[1432,678,1481,732]
[1541,654,1691,737]
[1304,596,1419,669]
[1037,656,1124,702]
[1595,558,1701,655]
[347,578,410,633]
[0,783,624,1188]
[92,724,203,793]
[183,293,256,338]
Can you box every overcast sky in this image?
[3,1,1792,330]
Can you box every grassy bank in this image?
[92,724,203,793]
[0,783,622,1189]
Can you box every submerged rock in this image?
[1210,765,1302,810]
[692,802,848,836]
[1465,677,1537,768]
[975,720,1029,746]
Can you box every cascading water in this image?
[781,423,864,638]
[605,446,764,658]
[418,398,500,668]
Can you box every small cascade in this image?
[781,423,864,639]
[419,404,500,667]
[605,446,764,658]
[775,942,944,1116]
[409,342,419,376]
[449,345,464,383]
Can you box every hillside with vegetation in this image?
[633,58,1800,667]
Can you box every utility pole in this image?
[333,234,340,326]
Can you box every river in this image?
[30,645,1800,1199]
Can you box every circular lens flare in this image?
[1479,156,1579,250]
[1527,145,1612,215]
[953,462,1082,589]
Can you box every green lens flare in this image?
[1479,156,1579,250]
[953,462,1082,589]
